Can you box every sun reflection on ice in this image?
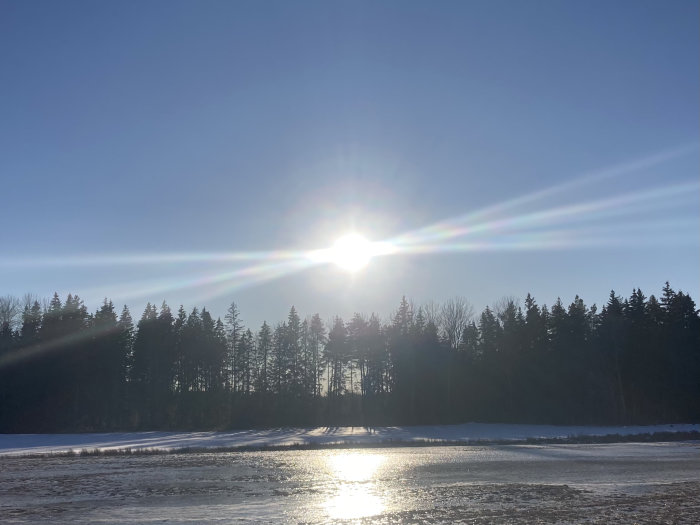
[323,452,386,520]
[328,452,385,481]
[324,487,385,520]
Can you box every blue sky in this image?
[1,0,698,328]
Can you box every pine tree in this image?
[599,291,627,422]
[225,302,242,392]
[307,314,326,398]
[271,322,286,396]
[91,299,122,428]
[173,305,187,394]
[255,321,272,394]
[130,303,160,427]
[325,317,347,399]
[239,328,255,395]
[285,306,302,397]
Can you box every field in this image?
[1,428,698,523]
[1,422,698,456]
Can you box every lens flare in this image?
[0,144,696,315]
[389,142,698,247]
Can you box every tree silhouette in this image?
[0,284,698,432]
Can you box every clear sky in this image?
[1,0,698,328]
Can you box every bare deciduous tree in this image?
[421,300,441,330]
[0,295,21,329]
[492,295,520,320]
[439,297,473,350]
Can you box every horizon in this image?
[3,278,696,333]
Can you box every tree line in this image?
[0,282,698,432]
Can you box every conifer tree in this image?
[255,321,272,394]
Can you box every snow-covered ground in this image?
[0,422,697,456]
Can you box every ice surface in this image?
[0,422,697,456]
[1,443,699,523]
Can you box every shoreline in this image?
[5,430,699,458]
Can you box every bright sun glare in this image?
[323,452,386,520]
[328,233,374,273]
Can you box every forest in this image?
[0,282,698,432]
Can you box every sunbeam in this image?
[0,320,122,369]
[0,250,306,268]
[392,220,699,255]
[81,258,317,304]
[389,143,698,247]
[386,181,698,253]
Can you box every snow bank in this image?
[0,423,697,456]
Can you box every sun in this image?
[306,232,394,273]
[329,233,374,273]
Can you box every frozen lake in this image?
[1,442,699,523]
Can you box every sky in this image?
[1,0,698,329]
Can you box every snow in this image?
[0,422,697,457]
